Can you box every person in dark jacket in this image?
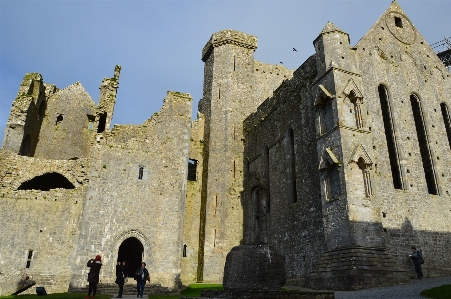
[115,261,128,298]
[87,255,102,298]
[134,262,150,298]
[409,246,424,279]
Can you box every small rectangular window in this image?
[394,17,403,28]
[26,250,34,268]
[138,166,144,180]
[187,159,197,181]
[87,115,95,130]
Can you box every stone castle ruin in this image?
[1,1,450,295]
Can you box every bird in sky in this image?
[293,48,297,52]
[279,62,283,64]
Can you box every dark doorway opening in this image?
[18,172,75,191]
[117,237,144,278]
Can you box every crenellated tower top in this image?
[201,29,257,62]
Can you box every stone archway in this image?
[117,237,144,278]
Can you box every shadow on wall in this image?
[382,217,451,277]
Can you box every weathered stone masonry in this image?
[1,1,451,295]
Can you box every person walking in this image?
[134,262,150,298]
[115,261,127,298]
[86,255,102,299]
[409,246,424,279]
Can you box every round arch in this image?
[113,229,151,278]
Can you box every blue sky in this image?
[1,0,450,144]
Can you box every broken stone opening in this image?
[187,159,197,181]
[440,103,451,150]
[410,94,438,195]
[56,114,63,125]
[18,172,75,191]
[97,112,107,133]
[87,114,95,130]
[378,85,403,190]
[117,237,144,278]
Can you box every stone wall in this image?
[355,2,451,278]
[69,91,192,290]
[181,114,205,283]
[0,187,87,295]
[244,56,325,285]
[34,82,96,160]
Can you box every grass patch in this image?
[0,294,112,299]
[420,284,451,298]
[149,284,223,299]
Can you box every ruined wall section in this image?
[253,61,293,107]
[95,65,121,133]
[69,91,192,290]
[243,55,324,285]
[33,83,96,160]
[0,150,89,189]
[355,2,451,278]
[181,114,205,283]
[2,74,55,157]
[0,151,88,295]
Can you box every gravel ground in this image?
[335,276,451,299]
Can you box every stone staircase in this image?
[70,282,176,296]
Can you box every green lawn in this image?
[0,294,112,299]
[420,284,451,299]
[149,284,223,299]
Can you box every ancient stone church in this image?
[1,1,450,295]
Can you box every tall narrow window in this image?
[411,94,438,195]
[138,166,144,180]
[26,250,34,268]
[97,113,107,133]
[378,85,403,189]
[183,244,187,257]
[264,146,270,214]
[286,128,297,204]
[349,90,364,129]
[440,103,451,150]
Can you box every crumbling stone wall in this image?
[33,82,96,160]
[2,74,54,157]
[69,91,192,290]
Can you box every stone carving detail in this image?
[319,148,342,201]
[351,144,373,198]
[385,11,416,45]
[341,79,365,129]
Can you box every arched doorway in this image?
[117,237,144,278]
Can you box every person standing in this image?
[409,246,424,279]
[115,261,127,298]
[134,262,150,298]
[86,255,102,299]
